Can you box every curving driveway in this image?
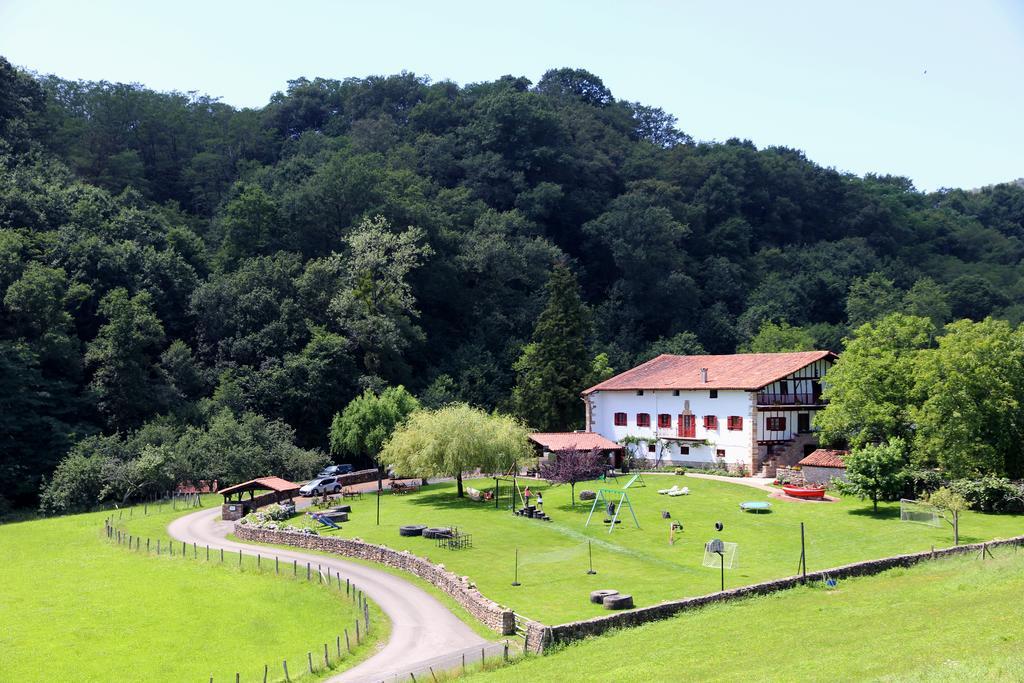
[168,507,489,682]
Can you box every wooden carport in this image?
[219,476,300,521]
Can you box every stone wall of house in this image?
[802,465,847,485]
[523,533,1024,653]
[235,525,515,635]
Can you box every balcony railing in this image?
[756,392,821,406]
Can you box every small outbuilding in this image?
[529,431,625,469]
[797,449,849,484]
[219,476,301,521]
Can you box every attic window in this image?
[672,390,680,396]
[710,389,718,399]
[636,390,644,396]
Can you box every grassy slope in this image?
[0,502,383,682]
[281,475,1024,623]
[467,552,1024,682]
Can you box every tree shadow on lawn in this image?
[845,505,902,520]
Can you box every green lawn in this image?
[0,502,384,682]
[466,551,1024,682]
[281,474,1024,624]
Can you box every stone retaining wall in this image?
[235,525,515,635]
[775,466,804,483]
[524,533,1024,653]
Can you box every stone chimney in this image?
[700,367,709,383]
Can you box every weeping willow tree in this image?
[380,403,532,497]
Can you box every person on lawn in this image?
[523,486,532,508]
[536,492,544,511]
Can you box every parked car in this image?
[300,477,342,496]
[316,464,354,477]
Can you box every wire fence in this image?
[103,516,377,682]
[369,641,513,682]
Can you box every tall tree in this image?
[739,321,816,353]
[380,404,531,497]
[912,318,1024,478]
[330,215,432,385]
[85,288,167,430]
[329,385,420,464]
[512,263,592,431]
[816,314,934,449]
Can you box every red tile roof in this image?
[798,449,848,468]
[529,432,623,452]
[583,351,835,393]
[218,476,301,497]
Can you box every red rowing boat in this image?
[782,484,826,499]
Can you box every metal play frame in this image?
[585,475,641,533]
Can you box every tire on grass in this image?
[399,525,427,537]
[590,589,619,604]
[603,594,634,610]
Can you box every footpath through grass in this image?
[283,475,1024,624]
[0,501,384,682]
[466,550,1024,682]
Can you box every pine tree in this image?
[512,264,592,431]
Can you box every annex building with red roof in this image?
[580,351,836,476]
[797,448,849,484]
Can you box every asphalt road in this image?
[168,506,489,682]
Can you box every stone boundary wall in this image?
[523,533,1024,653]
[235,525,516,635]
[336,469,381,487]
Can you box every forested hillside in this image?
[3,56,1023,510]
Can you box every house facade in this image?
[581,351,835,476]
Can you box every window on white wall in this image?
[614,412,627,426]
[709,389,718,399]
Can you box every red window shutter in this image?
[614,412,627,426]
[728,416,743,430]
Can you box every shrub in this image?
[904,468,944,498]
[947,475,1024,513]
[579,490,596,501]
[674,467,687,476]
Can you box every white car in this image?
[300,477,342,496]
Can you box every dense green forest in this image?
[3,55,1023,511]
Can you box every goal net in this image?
[702,540,739,569]
[900,498,942,527]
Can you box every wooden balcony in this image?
[756,392,823,407]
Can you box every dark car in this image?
[317,464,354,478]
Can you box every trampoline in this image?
[740,501,772,513]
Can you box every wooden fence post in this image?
[345,629,351,653]
[283,659,290,682]
[263,663,268,683]
[355,619,360,643]
[336,635,341,658]
[307,651,313,674]
[323,643,329,668]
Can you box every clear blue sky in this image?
[2,0,1021,191]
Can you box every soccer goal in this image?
[702,539,739,569]
[900,498,943,527]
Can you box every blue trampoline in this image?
[740,501,772,513]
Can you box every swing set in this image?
[584,474,641,533]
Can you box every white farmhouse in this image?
[581,351,835,476]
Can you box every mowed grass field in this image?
[283,475,1024,624]
[0,501,383,682]
[466,551,1024,682]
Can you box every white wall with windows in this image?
[587,388,754,467]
